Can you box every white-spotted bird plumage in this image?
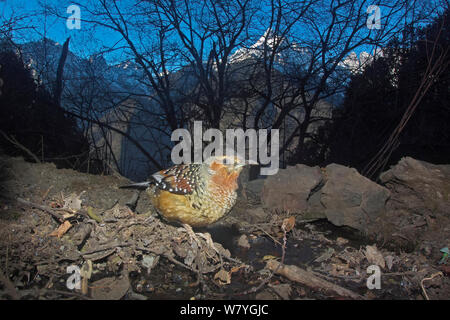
[127,156,246,227]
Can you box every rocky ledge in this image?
[237,157,449,252]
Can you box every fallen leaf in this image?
[385,255,394,270]
[282,216,295,232]
[262,255,277,261]
[49,220,72,238]
[90,275,130,300]
[336,237,349,246]
[214,269,231,285]
[237,234,250,249]
[63,192,84,212]
[364,245,385,269]
[86,206,102,223]
[230,265,246,274]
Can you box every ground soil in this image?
[0,156,448,300]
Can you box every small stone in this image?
[237,234,250,249]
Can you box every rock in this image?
[380,157,450,214]
[238,157,449,250]
[242,179,265,205]
[321,164,390,233]
[379,157,450,248]
[237,234,250,249]
[259,162,390,234]
[262,164,323,214]
[246,207,270,224]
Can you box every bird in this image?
[122,155,248,228]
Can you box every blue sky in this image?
[1,0,73,42]
[1,0,442,65]
[1,0,126,61]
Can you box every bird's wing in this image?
[150,164,202,195]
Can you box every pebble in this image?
[237,234,251,249]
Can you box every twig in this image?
[5,234,10,277]
[363,21,449,178]
[0,130,41,163]
[234,222,289,297]
[81,242,131,256]
[42,185,53,201]
[420,272,443,300]
[136,246,197,273]
[16,197,63,221]
[229,217,282,246]
[41,289,92,300]
[254,225,283,246]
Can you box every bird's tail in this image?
[119,181,153,189]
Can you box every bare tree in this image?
[245,0,437,164]
[42,0,439,177]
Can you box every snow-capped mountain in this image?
[15,38,150,109]
[230,28,312,69]
[9,32,373,114]
[2,33,367,180]
[339,49,383,74]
